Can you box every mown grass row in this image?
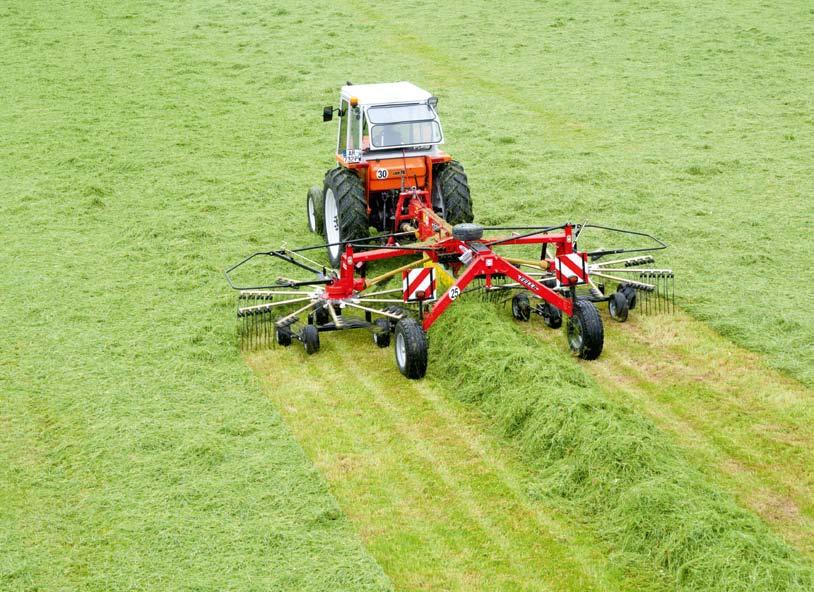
[429,302,814,591]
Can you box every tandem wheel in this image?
[373,318,391,348]
[394,318,428,379]
[301,325,320,355]
[608,292,629,322]
[511,293,531,321]
[567,300,604,360]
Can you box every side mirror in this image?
[428,96,438,109]
[323,106,333,122]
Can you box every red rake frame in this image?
[225,191,671,378]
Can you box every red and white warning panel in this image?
[555,252,587,285]
[402,267,436,302]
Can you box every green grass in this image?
[1,0,813,589]
[249,339,648,592]
[0,2,392,590]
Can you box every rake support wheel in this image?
[276,326,292,347]
[394,318,428,379]
[433,160,473,225]
[542,302,563,329]
[323,168,369,267]
[609,292,629,322]
[511,293,531,321]
[567,300,604,360]
[301,325,320,355]
[373,318,391,348]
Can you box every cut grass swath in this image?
[429,302,814,591]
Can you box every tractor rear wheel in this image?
[394,317,428,379]
[567,300,604,360]
[307,186,324,234]
[323,168,369,268]
[433,160,473,225]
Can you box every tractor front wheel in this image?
[433,160,473,225]
[394,317,428,379]
[567,300,604,360]
[307,186,324,234]
[323,168,369,267]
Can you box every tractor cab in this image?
[310,81,473,267]
[324,82,445,163]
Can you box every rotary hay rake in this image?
[226,189,674,379]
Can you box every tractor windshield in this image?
[367,103,442,149]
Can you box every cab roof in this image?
[340,81,432,106]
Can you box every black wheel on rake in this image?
[542,302,563,329]
[373,318,391,348]
[432,160,473,225]
[301,325,320,355]
[394,317,428,379]
[276,326,292,347]
[314,302,331,326]
[618,283,637,310]
[511,293,531,321]
[323,168,369,268]
[609,292,629,322]
[383,305,413,331]
[567,300,604,360]
[307,186,324,234]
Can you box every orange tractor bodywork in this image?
[336,153,452,213]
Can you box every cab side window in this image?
[349,106,362,151]
[337,99,348,153]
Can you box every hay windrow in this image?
[430,302,814,591]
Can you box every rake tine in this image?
[643,273,649,315]
[657,273,662,314]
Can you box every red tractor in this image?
[307,81,473,266]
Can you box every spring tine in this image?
[262,309,267,348]
[658,273,662,313]
[672,274,676,314]
[640,273,646,315]
[657,273,662,313]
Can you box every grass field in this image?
[1,0,812,590]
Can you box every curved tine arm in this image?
[581,223,668,258]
